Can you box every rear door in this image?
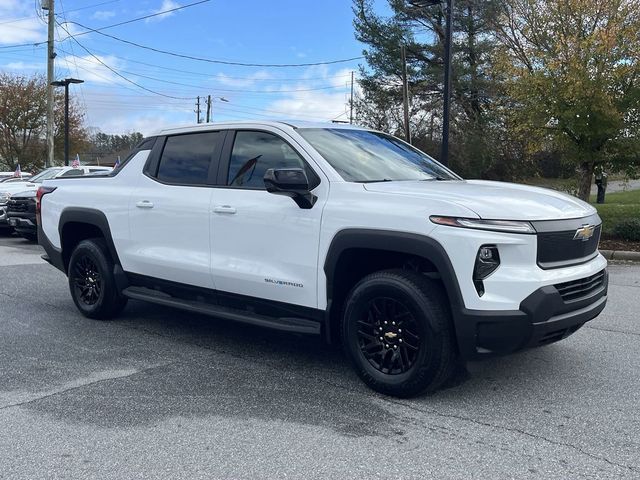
[209,129,327,308]
[127,130,225,289]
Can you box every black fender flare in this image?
[58,207,122,272]
[322,229,465,343]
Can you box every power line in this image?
[55,53,349,94]
[62,20,364,68]
[0,0,121,26]
[0,0,207,49]
[56,0,89,120]
[60,0,211,37]
[57,44,356,82]
[57,21,192,100]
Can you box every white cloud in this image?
[146,0,180,23]
[262,66,358,121]
[58,54,124,84]
[267,90,349,121]
[92,10,116,20]
[0,0,45,46]
[2,61,41,70]
[213,70,273,88]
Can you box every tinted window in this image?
[60,169,85,177]
[227,131,306,188]
[157,132,220,185]
[297,128,460,182]
[29,168,63,183]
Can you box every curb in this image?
[600,249,640,262]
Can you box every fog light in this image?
[473,245,500,296]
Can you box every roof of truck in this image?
[151,120,366,137]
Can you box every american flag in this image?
[72,154,80,168]
[13,163,22,178]
[114,156,121,169]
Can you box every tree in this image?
[0,73,87,173]
[352,0,527,178]
[85,131,144,165]
[493,0,640,200]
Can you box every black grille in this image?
[555,270,606,303]
[7,198,34,214]
[537,225,601,269]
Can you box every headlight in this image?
[0,192,10,205]
[430,216,536,234]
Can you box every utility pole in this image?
[44,0,55,168]
[195,96,201,123]
[349,71,354,124]
[401,45,411,144]
[206,95,211,123]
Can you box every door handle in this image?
[213,205,236,214]
[136,200,154,209]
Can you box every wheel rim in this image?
[72,255,102,306]
[356,297,421,375]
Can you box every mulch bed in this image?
[600,239,640,252]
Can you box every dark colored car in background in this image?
[6,190,37,241]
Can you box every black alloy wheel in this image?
[357,297,421,375]
[67,238,127,320]
[71,255,103,306]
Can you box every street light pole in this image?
[206,96,229,122]
[441,0,453,167]
[51,78,84,166]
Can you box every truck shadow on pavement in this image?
[22,298,586,439]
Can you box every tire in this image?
[342,269,456,397]
[68,238,127,320]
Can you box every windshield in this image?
[297,128,460,183]
[28,168,64,183]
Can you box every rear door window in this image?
[156,132,223,185]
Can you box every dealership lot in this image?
[0,233,638,479]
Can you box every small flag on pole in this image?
[72,154,80,168]
[13,163,22,178]
[114,156,121,169]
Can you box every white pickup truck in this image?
[37,121,608,397]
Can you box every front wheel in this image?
[68,238,127,320]
[342,270,456,397]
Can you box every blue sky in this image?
[0,0,389,135]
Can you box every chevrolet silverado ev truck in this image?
[38,121,608,397]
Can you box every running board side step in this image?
[121,286,321,335]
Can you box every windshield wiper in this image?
[358,179,394,183]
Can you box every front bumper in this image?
[455,269,608,359]
[7,215,36,233]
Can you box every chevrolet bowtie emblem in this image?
[384,331,398,340]
[574,225,595,242]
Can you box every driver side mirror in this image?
[263,168,317,209]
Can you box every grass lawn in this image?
[591,189,640,238]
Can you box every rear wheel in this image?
[342,269,456,397]
[68,238,127,319]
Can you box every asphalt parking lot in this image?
[0,232,638,479]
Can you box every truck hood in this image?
[363,180,596,221]
[0,182,38,195]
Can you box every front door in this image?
[210,129,327,308]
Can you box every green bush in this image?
[613,220,640,242]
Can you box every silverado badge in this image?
[573,225,596,242]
